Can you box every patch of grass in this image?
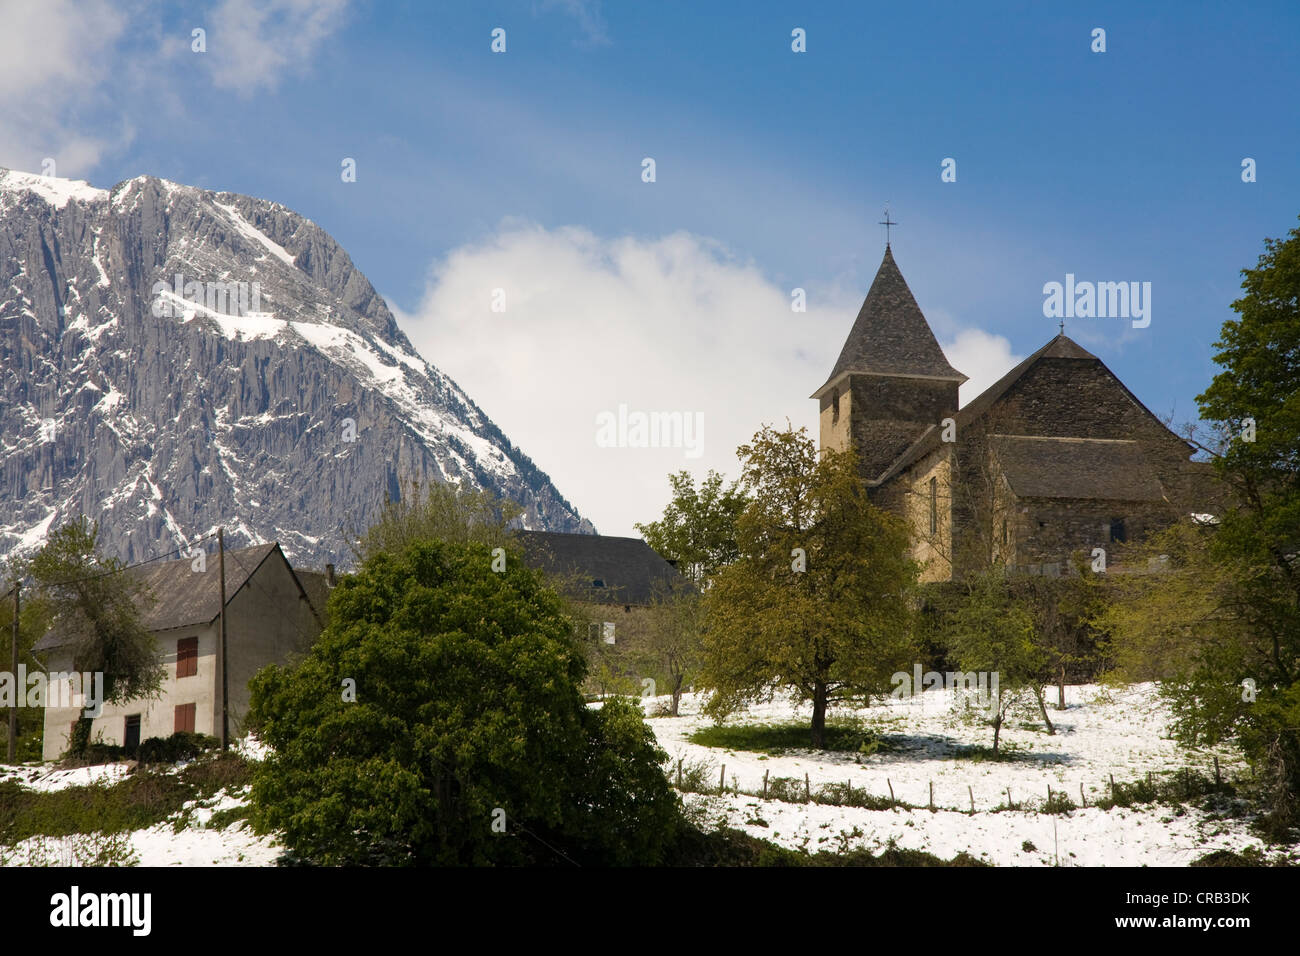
[0,752,252,845]
[1042,790,1076,815]
[669,826,989,866]
[688,719,886,755]
[1190,847,1273,867]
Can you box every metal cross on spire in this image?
[879,205,897,248]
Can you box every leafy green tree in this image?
[629,589,705,716]
[1104,222,1300,828]
[699,425,918,747]
[247,538,682,865]
[25,519,163,727]
[635,470,748,583]
[352,478,522,564]
[940,570,1054,753]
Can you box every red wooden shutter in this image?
[174,703,196,734]
[176,637,198,678]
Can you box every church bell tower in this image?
[810,242,967,483]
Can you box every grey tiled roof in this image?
[813,246,967,396]
[32,543,285,652]
[990,436,1167,501]
[516,531,686,606]
[873,333,1163,485]
[294,569,334,623]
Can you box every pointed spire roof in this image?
[812,246,966,399]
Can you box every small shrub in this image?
[1043,790,1076,814]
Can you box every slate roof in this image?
[294,569,334,623]
[990,436,1167,501]
[32,542,311,653]
[515,531,686,606]
[812,245,967,398]
[872,333,1187,485]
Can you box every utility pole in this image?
[218,528,229,751]
[8,582,18,763]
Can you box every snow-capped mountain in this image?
[0,168,593,569]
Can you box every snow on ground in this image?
[0,761,132,792]
[0,688,1288,866]
[124,818,279,866]
[647,683,1287,866]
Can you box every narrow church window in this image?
[831,388,840,424]
[1109,518,1127,543]
[1000,520,1008,547]
[929,477,937,534]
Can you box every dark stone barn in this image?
[811,245,1219,581]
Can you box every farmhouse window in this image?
[1109,518,1127,543]
[124,715,141,750]
[176,636,198,678]
[175,702,196,734]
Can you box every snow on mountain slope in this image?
[0,169,593,568]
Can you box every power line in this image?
[13,530,221,590]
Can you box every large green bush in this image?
[247,538,683,865]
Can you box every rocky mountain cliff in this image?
[0,169,593,570]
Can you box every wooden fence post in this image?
[720,764,726,794]
[1080,782,1087,808]
[968,785,975,814]
[805,773,811,803]
[1214,756,1221,786]
[887,778,895,807]
[929,781,934,811]
[762,770,769,799]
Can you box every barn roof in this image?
[516,531,686,606]
[812,245,967,399]
[32,542,315,653]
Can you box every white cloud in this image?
[0,0,128,173]
[392,224,1023,538]
[205,0,350,96]
[942,328,1023,408]
[392,224,838,536]
[539,0,610,46]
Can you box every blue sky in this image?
[4,0,1298,534]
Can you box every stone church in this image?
[811,245,1217,582]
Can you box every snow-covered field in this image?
[646,682,1292,866]
[0,683,1292,866]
